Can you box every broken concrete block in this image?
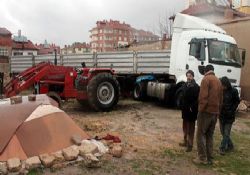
[7,158,21,172]
[51,151,64,163]
[71,134,82,146]
[25,156,41,170]
[28,94,36,101]
[110,145,122,158]
[39,154,55,168]
[79,142,99,156]
[238,101,248,111]
[83,153,100,168]
[0,162,7,175]
[62,145,79,161]
[10,96,22,105]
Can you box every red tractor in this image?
[4,62,120,111]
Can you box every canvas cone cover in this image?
[0,94,89,161]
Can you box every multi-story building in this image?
[131,28,160,43]
[12,30,38,56]
[61,42,90,55]
[233,0,250,14]
[0,27,12,86]
[182,0,248,23]
[90,20,132,52]
[36,40,60,55]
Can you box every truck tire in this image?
[133,82,147,101]
[47,91,62,108]
[87,73,120,111]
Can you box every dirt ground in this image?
[41,98,250,175]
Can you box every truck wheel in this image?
[87,73,120,111]
[133,82,147,101]
[47,91,62,108]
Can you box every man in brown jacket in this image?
[193,65,223,165]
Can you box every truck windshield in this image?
[208,40,241,67]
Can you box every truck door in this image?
[187,38,207,85]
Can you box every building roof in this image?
[0,28,11,36]
[36,43,60,55]
[181,2,248,17]
[12,40,38,50]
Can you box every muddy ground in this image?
[41,98,250,175]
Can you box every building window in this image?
[0,48,8,56]
[13,52,23,56]
[28,52,33,55]
[119,37,121,41]
[78,48,81,51]
[124,37,127,41]
[119,30,122,34]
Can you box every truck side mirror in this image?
[242,50,246,66]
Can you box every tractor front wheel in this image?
[87,73,120,111]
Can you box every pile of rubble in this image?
[0,136,123,174]
[238,100,250,112]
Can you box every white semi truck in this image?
[131,13,245,106]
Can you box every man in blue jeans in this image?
[219,76,240,155]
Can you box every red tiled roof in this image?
[12,40,38,50]
[181,3,248,17]
[36,44,60,55]
[0,28,11,36]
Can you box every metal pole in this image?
[54,49,57,65]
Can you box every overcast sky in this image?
[0,0,187,46]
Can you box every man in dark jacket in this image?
[179,70,199,152]
[219,76,240,155]
[194,65,223,165]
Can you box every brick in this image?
[62,145,79,161]
[25,156,41,170]
[39,154,55,168]
[7,158,21,172]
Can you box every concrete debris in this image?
[25,156,41,170]
[79,142,99,156]
[83,153,100,168]
[10,96,22,105]
[110,144,123,158]
[62,145,79,161]
[238,101,248,112]
[28,94,36,101]
[0,162,7,175]
[39,154,55,168]
[52,151,65,163]
[7,158,21,172]
[71,134,82,146]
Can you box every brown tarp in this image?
[16,112,89,157]
[0,95,89,161]
[0,95,56,154]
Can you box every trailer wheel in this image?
[87,73,120,111]
[133,82,147,101]
[47,91,62,108]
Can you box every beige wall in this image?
[219,19,250,100]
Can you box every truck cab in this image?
[170,13,245,92]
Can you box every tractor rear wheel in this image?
[87,73,120,111]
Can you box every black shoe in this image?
[179,142,187,147]
[207,159,213,165]
[219,149,225,155]
[186,146,192,152]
